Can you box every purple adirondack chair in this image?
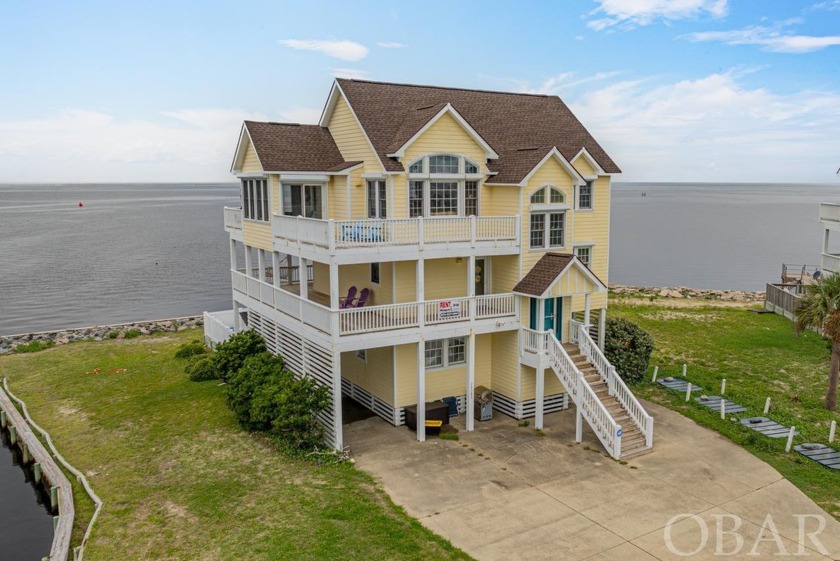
[340,286,358,309]
[353,288,370,308]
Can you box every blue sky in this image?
[2,0,840,182]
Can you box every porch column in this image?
[598,308,607,350]
[271,251,280,287]
[417,258,425,328]
[535,366,545,430]
[332,349,343,451]
[584,293,591,327]
[575,405,583,443]
[257,249,266,282]
[244,245,252,277]
[232,299,241,331]
[538,297,546,333]
[466,331,475,432]
[329,262,339,309]
[825,228,831,255]
[229,239,238,272]
[299,258,309,300]
[467,255,476,320]
[417,339,426,442]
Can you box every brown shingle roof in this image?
[243,121,357,172]
[336,79,620,181]
[513,253,576,296]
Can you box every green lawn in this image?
[611,296,840,520]
[0,331,472,561]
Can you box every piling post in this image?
[50,486,58,512]
[685,383,692,402]
[763,397,771,414]
[720,399,726,420]
[721,379,726,395]
[682,364,687,377]
[33,462,42,484]
[53,516,59,531]
[0,410,6,429]
[785,426,796,452]
[9,425,17,445]
[22,444,30,464]
[652,366,659,382]
[830,420,836,444]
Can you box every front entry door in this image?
[530,297,562,340]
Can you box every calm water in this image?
[611,182,840,290]
[0,183,239,335]
[0,432,53,560]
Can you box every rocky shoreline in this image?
[0,316,203,354]
[609,283,765,302]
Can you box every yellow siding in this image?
[243,221,272,251]
[491,255,519,293]
[334,262,392,306]
[393,176,408,218]
[482,184,519,217]
[312,261,329,295]
[520,365,566,401]
[348,168,367,219]
[393,261,416,303]
[571,154,595,177]
[328,95,382,174]
[394,335,493,407]
[401,112,488,174]
[341,346,394,405]
[490,331,519,401]
[548,266,599,297]
[241,139,262,173]
[571,175,611,285]
[328,175,349,221]
[425,258,467,299]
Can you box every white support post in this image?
[467,255,476,321]
[598,308,606,349]
[652,366,659,382]
[244,245,252,277]
[466,331,475,432]
[721,379,726,395]
[272,251,280,287]
[417,258,425,329]
[685,382,692,402]
[329,263,339,309]
[584,293,591,328]
[299,259,309,300]
[232,299,241,331]
[229,239,238,272]
[764,397,771,414]
[535,366,545,430]
[829,420,836,443]
[575,394,583,443]
[785,426,796,452]
[682,364,687,378]
[332,349,343,451]
[257,249,265,282]
[417,339,426,442]
[720,399,726,420]
[825,228,831,255]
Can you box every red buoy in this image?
[78,202,84,207]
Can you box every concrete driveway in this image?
[344,401,840,560]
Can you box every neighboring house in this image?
[220,79,653,459]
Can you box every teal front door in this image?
[530,298,562,339]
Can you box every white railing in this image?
[231,270,516,337]
[203,311,234,347]
[572,322,654,448]
[273,214,519,253]
[822,252,840,274]
[521,327,544,354]
[544,332,621,458]
[820,203,840,223]
[224,207,243,230]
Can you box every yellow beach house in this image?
[209,79,653,459]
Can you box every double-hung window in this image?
[574,245,592,267]
[407,154,482,217]
[577,181,593,210]
[424,337,467,369]
[529,186,567,250]
[242,178,269,222]
[282,184,323,219]
[367,180,387,218]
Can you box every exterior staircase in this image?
[522,322,653,460]
[563,343,651,459]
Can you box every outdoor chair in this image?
[353,288,370,308]
[340,286,358,309]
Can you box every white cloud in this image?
[811,0,840,11]
[330,68,371,80]
[587,0,728,30]
[0,108,266,182]
[517,71,624,95]
[685,25,840,53]
[277,106,321,124]
[377,41,407,48]
[568,71,840,181]
[278,39,368,61]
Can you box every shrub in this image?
[186,356,221,382]
[124,329,141,339]
[106,331,119,339]
[14,340,55,353]
[227,352,285,431]
[175,339,208,360]
[214,330,266,381]
[604,317,654,383]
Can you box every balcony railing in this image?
[231,270,518,337]
[224,207,243,231]
[272,214,519,254]
[820,203,840,223]
[823,253,840,274]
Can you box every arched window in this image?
[529,186,567,250]
[406,154,482,217]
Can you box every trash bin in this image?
[473,385,494,421]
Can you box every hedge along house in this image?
[220,79,653,459]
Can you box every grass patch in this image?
[611,301,840,521]
[0,330,472,561]
[13,340,56,353]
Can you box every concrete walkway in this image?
[345,401,840,560]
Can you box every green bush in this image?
[604,317,654,383]
[214,330,266,381]
[175,339,208,359]
[124,329,141,339]
[186,356,221,382]
[226,351,329,452]
[14,340,55,353]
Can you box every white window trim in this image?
[573,243,595,267]
[366,179,387,218]
[424,337,468,371]
[575,180,595,211]
[529,210,567,251]
[242,178,270,223]
[280,182,327,219]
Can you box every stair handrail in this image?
[574,323,654,448]
[545,332,621,458]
